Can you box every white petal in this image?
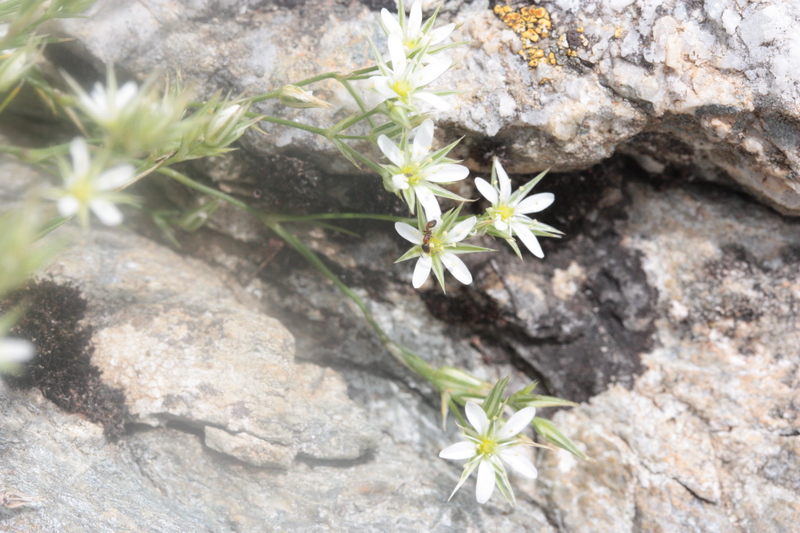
[444,216,476,244]
[494,159,511,200]
[441,253,472,285]
[513,223,544,258]
[429,23,456,45]
[392,173,410,190]
[381,8,402,36]
[415,57,450,87]
[475,459,496,504]
[394,222,423,244]
[496,406,536,440]
[377,135,404,167]
[514,192,554,214]
[411,119,434,159]
[115,81,138,109]
[90,199,124,226]
[498,448,538,479]
[408,0,423,35]
[493,217,509,233]
[439,441,477,460]
[387,34,407,75]
[412,255,432,288]
[69,137,90,178]
[415,186,441,220]
[474,178,499,205]
[0,338,34,363]
[465,401,489,434]
[426,164,469,183]
[57,196,80,217]
[370,79,396,103]
[412,91,451,111]
[95,165,135,191]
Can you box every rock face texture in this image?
[1,0,799,531]
[56,0,800,215]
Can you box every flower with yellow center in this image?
[439,401,538,505]
[379,0,456,57]
[475,158,555,258]
[53,138,135,227]
[369,33,452,113]
[378,119,469,220]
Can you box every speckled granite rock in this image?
[536,180,800,532]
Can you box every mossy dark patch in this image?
[2,281,129,439]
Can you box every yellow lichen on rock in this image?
[493,3,587,69]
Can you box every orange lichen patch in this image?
[492,3,588,72]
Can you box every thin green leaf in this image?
[532,417,589,461]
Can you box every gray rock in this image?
[55,0,800,215]
[536,181,800,532]
[41,228,379,466]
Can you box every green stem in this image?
[257,115,327,136]
[268,221,437,380]
[158,168,439,382]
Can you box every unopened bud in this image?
[278,85,334,109]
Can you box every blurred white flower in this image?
[55,138,135,227]
[378,118,468,219]
[76,78,138,129]
[475,158,555,258]
[0,337,33,365]
[440,401,538,505]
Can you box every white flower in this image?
[78,79,138,129]
[378,119,468,219]
[475,159,554,258]
[369,33,451,112]
[380,0,455,56]
[395,215,477,289]
[440,401,538,504]
[0,337,33,365]
[55,138,135,227]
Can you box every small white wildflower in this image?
[475,158,555,258]
[378,118,468,220]
[77,78,138,129]
[380,0,455,57]
[369,33,451,112]
[440,401,538,505]
[395,213,480,289]
[55,138,135,227]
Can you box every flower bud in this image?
[278,85,334,109]
[0,47,35,92]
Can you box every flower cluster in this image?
[369,2,559,290]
